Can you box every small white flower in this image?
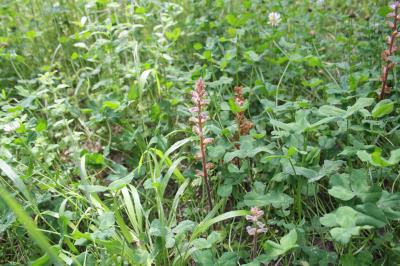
[315,0,324,7]
[268,12,282,27]
[3,120,20,133]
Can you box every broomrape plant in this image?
[379,1,400,100]
[1,0,400,265]
[190,78,214,210]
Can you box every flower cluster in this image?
[232,86,253,167]
[246,207,267,236]
[234,86,253,136]
[190,78,213,209]
[190,79,210,138]
[379,1,400,100]
[268,12,281,27]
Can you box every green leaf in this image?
[85,153,105,166]
[108,171,136,191]
[165,27,181,41]
[372,99,394,118]
[378,5,393,17]
[35,119,47,132]
[192,210,248,239]
[355,203,387,228]
[193,250,214,266]
[265,191,293,209]
[243,191,269,207]
[225,14,238,26]
[208,145,226,160]
[217,184,232,197]
[330,227,360,245]
[318,105,347,117]
[357,149,400,167]
[264,229,298,261]
[217,252,237,266]
[328,186,356,201]
[193,43,203,50]
[172,220,196,235]
[0,159,32,201]
[336,207,358,227]
[192,238,212,249]
[78,185,108,193]
[0,187,62,264]
[345,98,375,117]
[377,191,400,220]
[101,100,120,111]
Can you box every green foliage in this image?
[1,0,400,265]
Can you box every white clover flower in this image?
[268,12,282,27]
[3,120,20,133]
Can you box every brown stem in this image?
[251,233,258,259]
[380,5,398,100]
[197,102,213,210]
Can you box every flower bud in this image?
[387,12,396,18]
[189,117,198,123]
[206,162,215,170]
[203,138,214,144]
[194,152,202,160]
[189,107,199,113]
[192,126,200,135]
[195,169,204,177]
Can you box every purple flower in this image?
[246,207,267,236]
[246,226,257,236]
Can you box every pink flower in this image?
[246,208,267,236]
[250,207,264,219]
[189,107,199,113]
[246,226,257,236]
[246,215,258,222]
[195,78,206,93]
[256,222,268,233]
[203,138,214,144]
[192,126,201,135]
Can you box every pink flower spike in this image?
[195,78,206,92]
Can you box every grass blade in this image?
[0,159,32,201]
[0,186,62,265]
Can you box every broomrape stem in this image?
[190,78,213,210]
[198,102,213,210]
[246,207,267,260]
[251,232,258,259]
[379,1,400,100]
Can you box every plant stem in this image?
[197,101,213,210]
[380,5,398,100]
[251,233,258,259]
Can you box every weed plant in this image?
[1,0,400,265]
